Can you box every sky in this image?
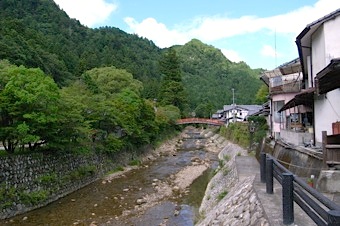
[53,0,340,70]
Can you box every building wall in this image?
[310,16,340,78]
[324,16,340,63]
[309,17,340,145]
[314,89,340,145]
[224,108,248,123]
[311,25,326,78]
[271,93,297,133]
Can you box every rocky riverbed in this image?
[103,127,224,225]
[106,126,270,226]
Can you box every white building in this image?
[294,9,340,146]
[221,104,262,125]
[261,58,311,144]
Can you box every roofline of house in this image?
[296,8,340,79]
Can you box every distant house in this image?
[220,104,262,124]
[279,9,340,146]
[211,109,224,119]
[260,58,314,145]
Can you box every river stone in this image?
[136,198,147,205]
[172,186,180,192]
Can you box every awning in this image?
[278,88,315,112]
[316,58,340,95]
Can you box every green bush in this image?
[220,116,268,149]
[36,173,58,185]
[69,165,97,180]
[19,190,48,205]
[0,184,16,209]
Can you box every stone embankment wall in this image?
[197,134,269,226]
[0,146,152,219]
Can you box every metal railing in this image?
[260,153,340,225]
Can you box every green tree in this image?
[57,81,92,151]
[158,48,187,113]
[155,105,181,131]
[195,102,214,118]
[0,61,60,153]
[255,84,269,104]
[63,66,158,153]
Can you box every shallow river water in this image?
[1,131,218,226]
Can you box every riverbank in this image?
[197,132,270,226]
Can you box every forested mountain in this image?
[0,0,161,87]
[0,0,263,116]
[175,39,263,116]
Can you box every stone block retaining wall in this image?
[0,147,151,219]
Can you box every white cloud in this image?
[261,45,282,58]
[124,0,340,46]
[220,49,242,63]
[124,17,190,48]
[53,0,118,27]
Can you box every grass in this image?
[223,167,230,176]
[218,159,224,168]
[223,154,231,161]
[217,190,228,202]
[128,159,141,166]
[107,165,124,174]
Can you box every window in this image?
[273,101,284,123]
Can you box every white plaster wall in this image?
[314,89,340,144]
[311,26,325,78]
[324,16,340,63]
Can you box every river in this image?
[1,129,219,226]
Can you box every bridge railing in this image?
[260,153,340,225]
[176,118,224,126]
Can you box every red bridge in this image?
[176,118,224,126]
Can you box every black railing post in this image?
[266,157,273,194]
[328,210,340,225]
[282,173,294,225]
[260,152,266,183]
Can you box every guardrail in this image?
[260,153,340,225]
[176,118,224,126]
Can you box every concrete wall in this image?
[265,142,323,178]
[280,129,313,146]
[314,89,340,145]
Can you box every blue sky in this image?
[54,0,340,70]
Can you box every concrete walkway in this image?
[235,156,317,226]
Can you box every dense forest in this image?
[0,0,266,153]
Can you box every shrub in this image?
[19,190,49,205]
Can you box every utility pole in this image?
[232,88,235,105]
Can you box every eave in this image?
[278,88,315,112]
[315,58,340,95]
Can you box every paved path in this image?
[235,156,317,226]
